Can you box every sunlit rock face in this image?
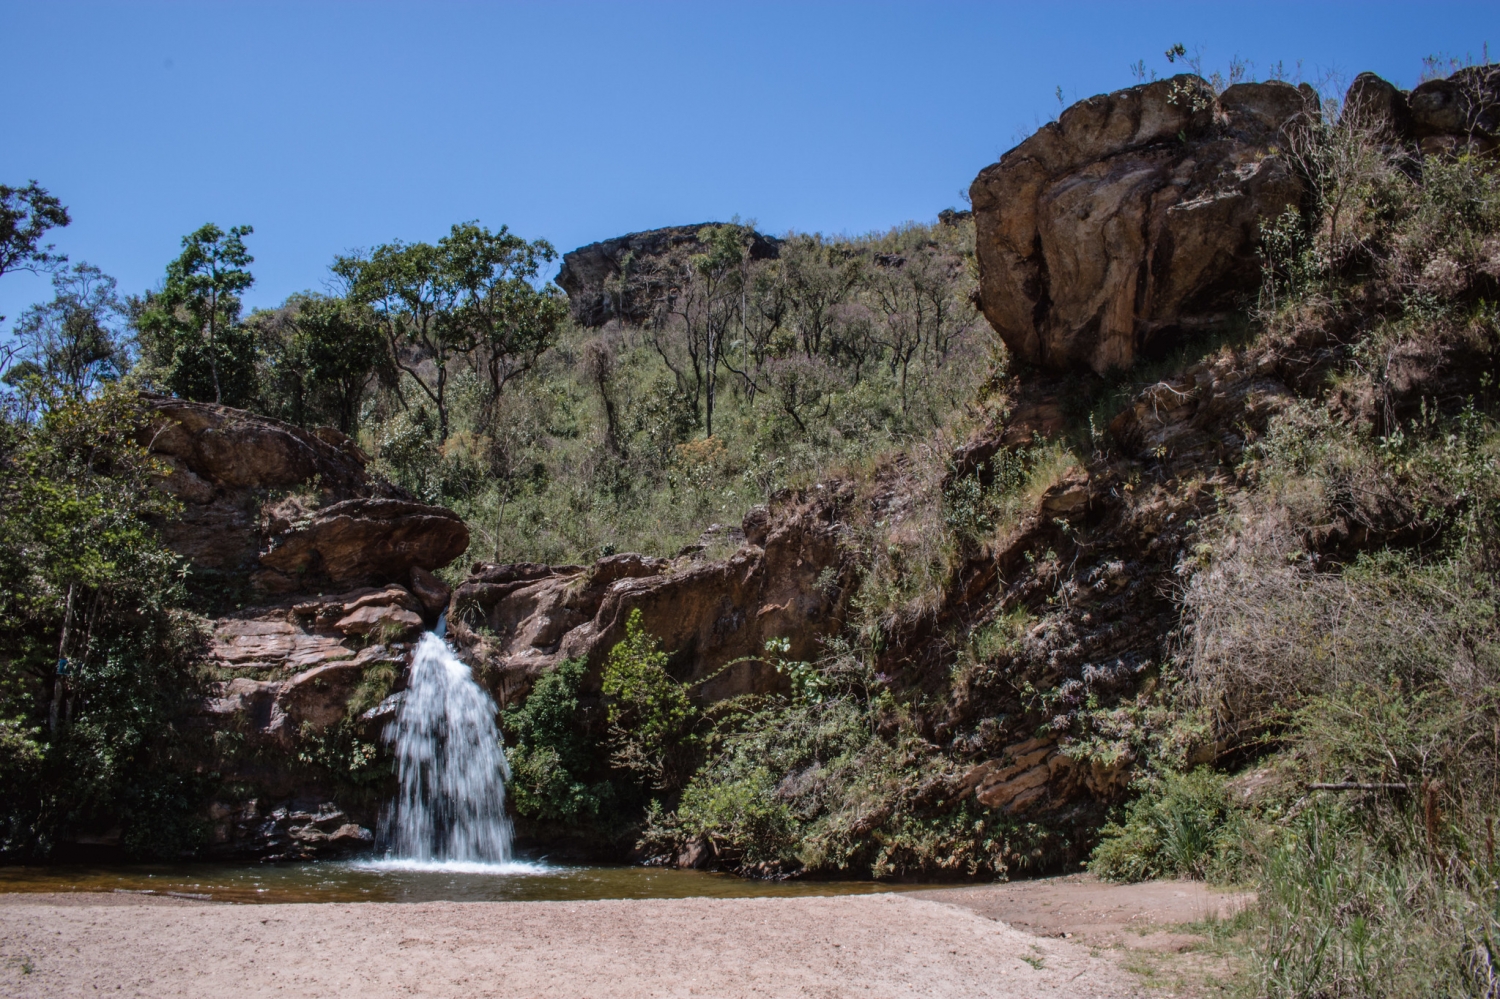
[446,488,855,709]
[970,75,1315,374]
[143,396,467,602]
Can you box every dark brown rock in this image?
[556,224,781,327]
[970,76,1315,374]
[409,567,452,619]
[143,397,469,601]
[255,498,469,593]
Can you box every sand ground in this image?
[0,877,1250,998]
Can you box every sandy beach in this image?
[0,878,1248,998]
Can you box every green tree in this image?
[253,294,388,433]
[12,263,131,397]
[444,222,566,407]
[0,181,70,281]
[136,224,257,406]
[601,608,699,791]
[0,387,207,858]
[501,658,613,824]
[650,224,752,438]
[335,222,561,442]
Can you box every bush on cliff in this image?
[502,658,621,828]
[1084,89,1500,995]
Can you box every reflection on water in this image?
[0,859,923,905]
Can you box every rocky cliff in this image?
[556,223,781,327]
[447,489,854,707]
[970,76,1316,374]
[158,65,1497,870]
[144,398,469,858]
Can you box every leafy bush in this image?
[601,608,701,791]
[1090,768,1233,882]
[502,658,617,825]
[0,388,211,858]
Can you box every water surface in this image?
[0,859,926,905]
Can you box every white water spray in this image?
[380,629,516,865]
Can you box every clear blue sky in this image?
[1,1,1495,324]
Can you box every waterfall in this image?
[380,630,516,866]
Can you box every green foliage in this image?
[1090,768,1233,882]
[1252,802,1500,999]
[0,387,210,859]
[601,609,700,790]
[502,658,618,825]
[0,180,70,283]
[135,223,258,406]
[251,293,389,433]
[659,690,1031,879]
[11,263,131,397]
[334,221,561,442]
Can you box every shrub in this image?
[502,658,617,825]
[601,609,700,791]
[1090,768,1233,882]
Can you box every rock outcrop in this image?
[145,397,467,603]
[143,396,472,858]
[1346,65,1500,155]
[447,489,852,706]
[556,224,781,327]
[970,75,1316,374]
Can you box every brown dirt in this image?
[913,873,1254,951]
[0,889,1143,998]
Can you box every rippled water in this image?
[0,860,922,905]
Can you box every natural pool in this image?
[0,858,926,905]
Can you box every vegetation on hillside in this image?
[1087,90,1500,997]
[3,52,1500,999]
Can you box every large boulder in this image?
[556,224,781,327]
[143,397,468,601]
[970,76,1316,374]
[254,498,468,594]
[1345,66,1500,156]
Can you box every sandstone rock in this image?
[449,489,853,705]
[144,397,468,604]
[256,498,469,593]
[556,224,781,327]
[970,76,1315,373]
[963,737,1079,813]
[144,396,371,494]
[333,603,423,640]
[1342,68,1500,156]
[330,823,374,845]
[409,566,451,619]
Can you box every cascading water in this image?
[379,627,516,866]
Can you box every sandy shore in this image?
[0,889,1151,999]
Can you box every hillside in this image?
[3,57,1499,998]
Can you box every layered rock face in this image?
[144,397,467,859]
[970,75,1316,374]
[448,490,852,706]
[556,224,781,327]
[146,397,467,601]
